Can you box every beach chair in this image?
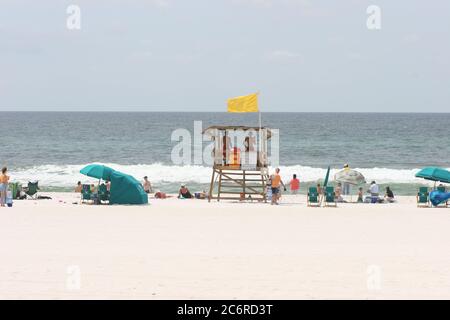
[8,182,20,200]
[416,187,429,208]
[25,181,39,200]
[307,186,320,207]
[81,184,92,204]
[324,186,337,207]
[98,184,110,204]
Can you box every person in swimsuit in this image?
[75,181,82,193]
[143,176,152,194]
[178,185,193,199]
[288,174,300,195]
[0,167,10,207]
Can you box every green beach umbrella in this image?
[323,166,331,188]
[415,167,450,184]
[80,164,115,181]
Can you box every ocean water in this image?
[0,112,449,195]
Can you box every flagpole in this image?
[257,91,261,129]
[257,91,262,169]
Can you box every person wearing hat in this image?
[142,176,152,194]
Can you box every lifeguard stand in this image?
[203,126,272,202]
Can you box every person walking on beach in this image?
[0,167,10,207]
[271,168,286,205]
[288,174,300,195]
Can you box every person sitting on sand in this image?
[90,184,96,193]
[357,187,364,203]
[385,186,395,203]
[368,181,380,203]
[75,181,82,193]
[143,176,152,194]
[0,167,10,207]
[288,174,300,195]
[105,180,111,192]
[178,185,193,199]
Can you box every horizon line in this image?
[0,110,449,114]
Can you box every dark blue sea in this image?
[0,112,448,194]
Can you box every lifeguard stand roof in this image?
[203,126,272,138]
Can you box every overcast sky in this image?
[0,0,449,112]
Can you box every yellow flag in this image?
[227,93,259,113]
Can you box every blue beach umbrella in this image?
[80,164,115,181]
[415,167,450,184]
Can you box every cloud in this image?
[150,0,171,7]
[232,0,311,7]
[347,52,363,61]
[230,0,329,17]
[263,50,303,62]
[403,34,420,44]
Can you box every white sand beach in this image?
[1,193,449,300]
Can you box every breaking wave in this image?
[8,163,446,187]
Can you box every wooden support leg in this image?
[208,169,215,203]
[217,170,222,202]
[243,170,246,196]
[261,169,267,203]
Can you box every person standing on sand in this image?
[357,187,364,203]
[75,181,82,193]
[271,168,286,205]
[288,174,300,195]
[143,176,152,194]
[0,167,10,207]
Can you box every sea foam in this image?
[8,164,447,187]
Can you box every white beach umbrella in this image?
[334,169,366,185]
